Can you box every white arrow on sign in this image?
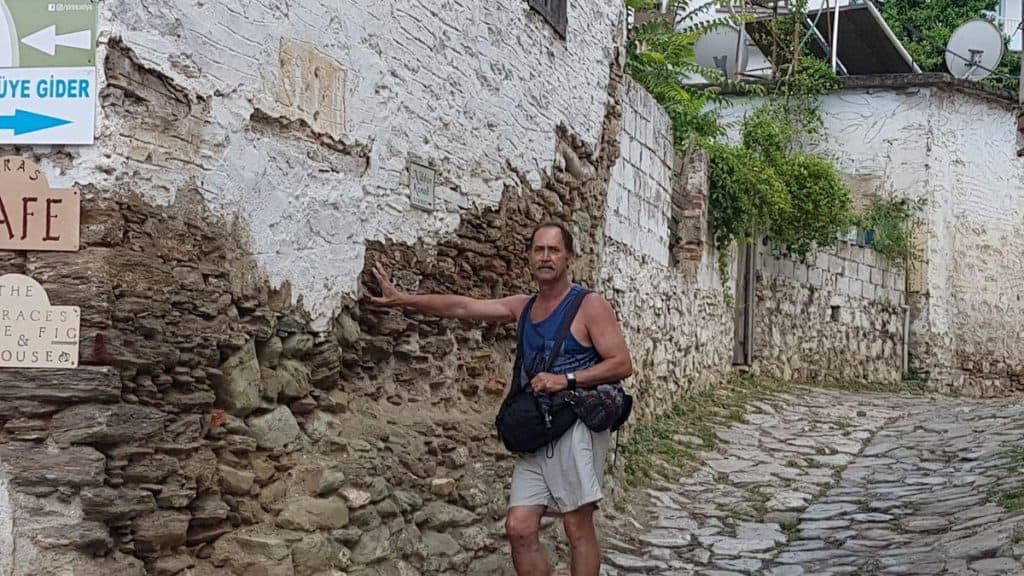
[21,25,91,56]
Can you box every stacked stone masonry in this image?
[753,242,907,383]
[0,66,629,576]
[600,103,734,423]
[597,243,734,425]
[0,194,558,576]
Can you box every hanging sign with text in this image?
[0,155,79,251]
[0,273,79,368]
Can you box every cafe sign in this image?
[0,155,80,251]
[0,273,79,368]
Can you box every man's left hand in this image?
[530,373,568,394]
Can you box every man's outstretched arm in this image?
[368,263,527,323]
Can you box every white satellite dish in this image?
[945,19,1005,81]
[695,25,749,79]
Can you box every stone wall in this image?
[0,54,627,576]
[600,103,735,422]
[0,56,740,576]
[0,191,572,576]
[599,241,734,423]
[719,78,1021,394]
[811,82,1024,394]
[0,1,632,574]
[0,10,958,575]
[752,241,906,383]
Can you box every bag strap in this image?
[506,287,590,398]
[505,295,537,402]
[542,287,590,373]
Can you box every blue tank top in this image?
[517,284,602,391]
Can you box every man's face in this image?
[529,227,571,282]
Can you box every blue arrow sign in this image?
[0,109,71,135]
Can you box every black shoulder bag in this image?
[494,291,586,454]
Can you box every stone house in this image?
[802,75,1023,396]
[826,75,1024,396]
[718,73,1024,396]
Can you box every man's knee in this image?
[562,505,596,543]
[506,509,542,544]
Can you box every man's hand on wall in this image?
[369,263,407,308]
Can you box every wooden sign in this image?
[0,156,80,251]
[0,273,79,368]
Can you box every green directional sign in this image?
[0,0,97,68]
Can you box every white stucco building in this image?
[723,74,1024,394]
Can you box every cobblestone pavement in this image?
[601,388,1024,575]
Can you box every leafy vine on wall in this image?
[625,0,920,287]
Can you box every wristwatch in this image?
[566,372,577,391]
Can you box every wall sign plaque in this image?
[0,273,79,368]
[409,161,435,212]
[0,156,80,251]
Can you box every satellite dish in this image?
[695,25,749,79]
[945,19,1005,81]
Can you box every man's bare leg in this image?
[563,504,600,576]
[507,505,550,576]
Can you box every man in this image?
[369,221,633,576]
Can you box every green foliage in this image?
[771,154,853,258]
[987,448,1024,512]
[705,140,788,250]
[741,105,793,159]
[707,61,852,261]
[776,57,842,145]
[626,1,732,144]
[858,196,926,267]
[783,52,843,97]
[878,0,1020,89]
[625,1,857,284]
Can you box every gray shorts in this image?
[508,420,612,514]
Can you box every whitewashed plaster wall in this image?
[816,87,1024,390]
[605,77,675,264]
[40,0,624,328]
[723,85,1024,391]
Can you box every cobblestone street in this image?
[602,388,1024,575]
